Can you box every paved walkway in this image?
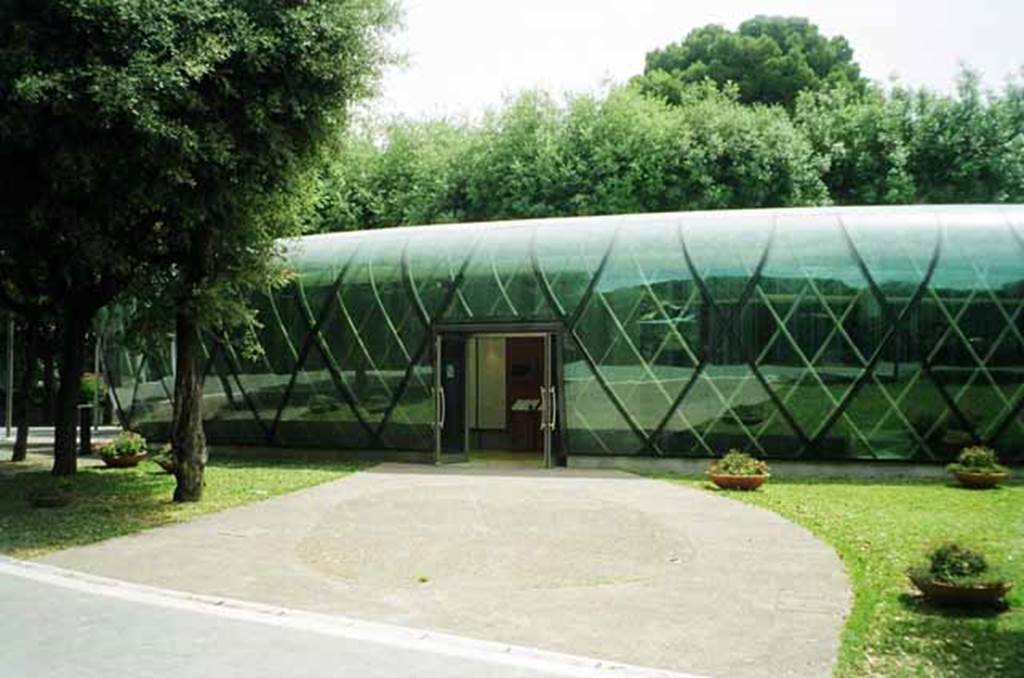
[40,463,851,677]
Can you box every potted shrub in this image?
[707,450,770,490]
[28,478,75,508]
[908,542,1013,608]
[947,445,1010,489]
[98,431,149,468]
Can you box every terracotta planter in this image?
[708,473,769,491]
[910,574,1013,607]
[952,470,1008,489]
[100,452,147,468]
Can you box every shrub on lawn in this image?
[908,542,1009,588]
[946,446,1007,474]
[708,450,770,476]
[100,431,148,459]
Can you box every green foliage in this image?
[707,450,770,476]
[79,372,107,404]
[315,86,828,230]
[922,543,991,582]
[1,0,397,342]
[794,83,916,204]
[900,70,1024,204]
[100,431,148,458]
[948,445,1009,474]
[317,64,1024,226]
[636,16,867,109]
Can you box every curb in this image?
[0,556,703,678]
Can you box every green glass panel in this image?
[750,216,872,452]
[453,223,552,321]
[93,206,1024,461]
[534,215,618,318]
[562,348,644,454]
[378,353,434,451]
[920,216,1024,458]
[201,345,265,444]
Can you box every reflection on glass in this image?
[101,207,1024,463]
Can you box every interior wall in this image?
[467,336,506,430]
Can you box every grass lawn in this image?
[0,456,361,559]
[659,475,1023,677]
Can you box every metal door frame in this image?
[433,323,563,467]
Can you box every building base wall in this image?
[207,445,433,465]
[567,454,967,480]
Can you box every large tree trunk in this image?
[172,307,206,502]
[12,322,38,463]
[42,347,55,424]
[53,310,88,476]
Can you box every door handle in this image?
[549,386,557,430]
[539,386,548,430]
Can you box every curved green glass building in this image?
[107,205,1024,465]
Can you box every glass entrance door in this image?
[540,332,564,468]
[435,333,469,464]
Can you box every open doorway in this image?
[467,335,544,460]
[434,328,562,467]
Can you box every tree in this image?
[900,70,1024,203]
[1,1,395,486]
[315,118,475,232]
[794,84,916,205]
[316,85,828,229]
[1,1,189,475]
[636,16,867,109]
[91,0,396,501]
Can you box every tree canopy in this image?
[318,85,828,232]
[635,16,867,109]
[1,0,396,482]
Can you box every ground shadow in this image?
[891,593,1023,675]
[899,592,1011,618]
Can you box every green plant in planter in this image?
[99,431,148,466]
[947,446,1009,488]
[907,542,1012,607]
[708,450,770,476]
[706,450,770,490]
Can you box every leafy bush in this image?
[947,445,1008,474]
[100,431,148,458]
[79,372,108,404]
[908,542,1006,587]
[707,450,770,476]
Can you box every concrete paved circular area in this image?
[40,463,851,677]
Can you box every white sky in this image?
[371,0,1024,120]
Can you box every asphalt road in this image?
[1,562,686,678]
